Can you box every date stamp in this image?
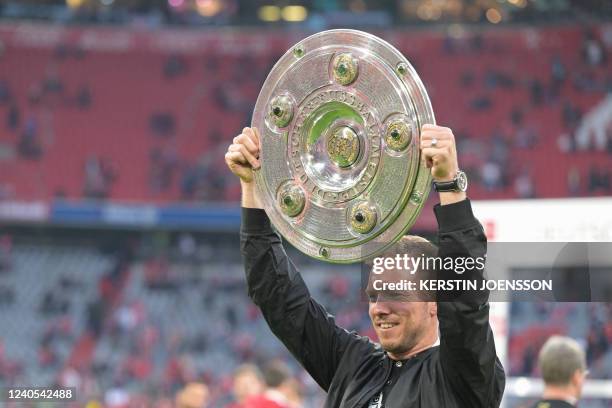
[3,387,76,401]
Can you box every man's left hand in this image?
[420,124,459,182]
[420,124,466,205]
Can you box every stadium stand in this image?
[0,232,611,406]
[0,24,610,204]
[0,232,363,406]
[0,19,611,408]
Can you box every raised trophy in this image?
[252,29,434,263]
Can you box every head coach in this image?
[225,124,506,407]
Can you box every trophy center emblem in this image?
[327,126,360,168]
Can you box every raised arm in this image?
[434,199,505,407]
[227,127,373,391]
[420,125,505,407]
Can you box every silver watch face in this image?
[456,171,468,192]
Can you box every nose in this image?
[371,298,391,316]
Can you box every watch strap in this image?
[433,179,458,192]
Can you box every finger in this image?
[252,127,261,145]
[420,130,454,141]
[225,151,248,166]
[228,143,248,158]
[421,147,434,168]
[420,139,450,149]
[228,143,242,153]
[244,127,261,148]
[421,124,452,133]
[229,142,260,156]
[421,147,448,167]
[421,147,452,160]
[242,127,260,152]
[234,134,258,155]
[421,125,454,138]
[237,144,260,169]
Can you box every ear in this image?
[428,301,437,317]
[571,369,584,386]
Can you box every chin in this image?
[383,344,409,357]
[380,336,417,356]
[379,339,402,353]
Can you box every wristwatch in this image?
[433,170,468,192]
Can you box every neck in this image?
[543,385,577,405]
[388,332,439,360]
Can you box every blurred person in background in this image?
[230,364,266,407]
[243,360,303,408]
[531,336,588,408]
[175,382,209,408]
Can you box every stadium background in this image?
[0,0,610,406]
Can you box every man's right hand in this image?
[225,127,262,208]
[225,127,261,182]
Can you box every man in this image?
[225,125,505,407]
[243,360,303,408]
[531,336,588,408]
[229,364,266,408]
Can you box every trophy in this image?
[252,29,434,263]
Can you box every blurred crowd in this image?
[3,0,612,28]
[0,232,365,407]
[0,17,611,408]
[0,24,610,203]
[508,303,612,379]
[0,232,611,407]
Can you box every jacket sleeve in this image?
[240,208,370,391]
[434,199,505,407]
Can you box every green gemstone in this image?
[337,63,348,75]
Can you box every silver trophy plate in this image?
[252,29,434,263]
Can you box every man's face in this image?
[233,371,264,402]
[366,268,436,356]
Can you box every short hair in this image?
[538,336,586,386]
[262,360,291,387]
[389,235,438,259]
[365,235,438,271]
[233,363,263,381]
[363,235,439,302]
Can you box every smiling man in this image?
[225,125,505,407]
[364,236,440,364]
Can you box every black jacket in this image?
[240,199,505,407]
